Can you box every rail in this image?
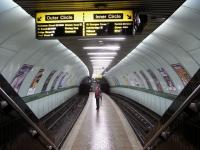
[111,94,160,145]
[143,84,200,150]
[0,87,59,150]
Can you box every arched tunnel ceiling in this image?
[13,0,185,75]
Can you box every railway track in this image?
[40,94,88,148]
[110,94,160,145]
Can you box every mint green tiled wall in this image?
[111,87,172,116]
[0,0,89,117]
[26,88,78,119]
[105,0,200,116]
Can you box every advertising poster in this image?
[171,63,191,86]
[58,73,68,88]
[11,64,33,93]
[147,69,163,92]
[158,68,176,91]
[134,72,145,88]
[123,74,129,85]
[27,69,45,95]
[127,73,140,87]
[140,70,153,89]
[113,76,120,86]
[51,72,63,90]
[116,77,120,85]
[41,70,56,92]
[111,78,116,86]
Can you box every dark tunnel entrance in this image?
[79,77,91,95]
[79,77,110,95]
[96,77,110,94]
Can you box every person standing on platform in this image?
[95,85,102,110]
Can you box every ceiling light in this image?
[92,66,109,68]
[78,37,126,41]
[93,69,104,71]
[83,45,120,51]
[98,40,104,45]
[102,37,126,41]
[93,68,102,70]
[92,62,110,65]
[93,66,106,69]
[92,63,110,67]
[92,65,110,68]
[91,60,112,62]
[93,69,105,71]
[92,62,110,64]
[92,61,110,63]
[90,56,114,59]
[87,52,117,55]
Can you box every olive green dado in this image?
[23,86,78,103]
[110,85,176,100]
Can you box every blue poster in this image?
[51,72,63,90]
[11,64,33,93]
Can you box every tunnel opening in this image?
[79,76,91,95]
[96,77,110,94]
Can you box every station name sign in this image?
[36,10,133,39]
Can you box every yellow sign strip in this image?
[36,10,133,24]
[36,12,84,23]
[84,10,133,22]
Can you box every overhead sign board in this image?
[84,10,133,36]
[84,10,132,22]
[36,10,133,39]
[36,12,83,38]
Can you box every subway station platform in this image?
[61,93,142,150]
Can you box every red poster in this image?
[27,69,45,95]
[171,63,191,86]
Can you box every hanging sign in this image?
[35,10,133,39]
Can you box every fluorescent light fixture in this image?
[93,68,104,70]
[92,66,109,69]
[79,37,126,41]
[90,56,114,59]
[83,45,120,51]
[93,66,108,69]
[90,59,112,64]
[92,65,109,67]
[92,64,109,67]
[93,67,104,68]
[102,37,126,41]
[94,70,104,72]
[92,62,110,64]
[91,59,112,62]
[93,66,105,68]
[94,70,103,73]
[87,52,117,55]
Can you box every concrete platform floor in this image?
[61,92,142,150]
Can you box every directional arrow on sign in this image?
[37,17,42,22]
[127,15,132,19]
